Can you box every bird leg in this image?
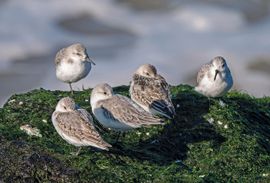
[207,97,211,109]
[75,147,82,156]
[69,83,74,94]
[114,132,122,145]
[116,132,121,143]
[70,147,82,156]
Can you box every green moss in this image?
[0,85,270,182]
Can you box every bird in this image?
[55,43,95,94]
[129,64,175,119]
[51,97,111,155]
[195,56,233,97]
[90,83,164,132]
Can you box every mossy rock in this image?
[0,85,270,182]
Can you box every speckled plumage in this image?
[52,97,111,151]
[91,83,164,131]
[195,56,233,97]
[196,63,212,84]
[130,64,175,119]
[55,43,89,65]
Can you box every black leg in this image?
[69,83,74,95]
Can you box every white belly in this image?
[196,75,233,97]
[56,61,91,83]
[93,108,133,131]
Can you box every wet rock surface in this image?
[0,136,78,182]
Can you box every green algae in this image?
[0,85,270,182]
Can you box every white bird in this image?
[129,64,175,119]
[52,97,111,155]
[91,83,164,131]
[55,43,95,94]
[195,56,233,97]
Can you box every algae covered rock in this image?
[0,85,270,182]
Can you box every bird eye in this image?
[76,52,81,56]
[64,106,67,110]
[222,63,225,67]
[104,92,107,95]
[146,72,150,76]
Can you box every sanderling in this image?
[90,83,164,131]
[52,97,111,155]
[195,56,233,97]
[55,43,95,94]
[129,64,175,119]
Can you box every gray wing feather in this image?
[55,112,111,149]
[100,95,163,127]
[131,74,175,118]
[55,48,66,65]
[197,63,211,84]
[77,108,94,123]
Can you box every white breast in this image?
[93,108,133,131]
[56,60,91,83]
[196,71,233,97]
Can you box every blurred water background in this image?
[0,0,270,106]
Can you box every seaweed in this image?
[0,85,270,182]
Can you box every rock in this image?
[20,124,42,138]
[0,85,270,182]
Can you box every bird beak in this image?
[214,70,219,81]
[86,55,96,65]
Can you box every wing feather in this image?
[55,48,66,65]
[131,74,175,118]
[197,63,211,84]
[55,112,111,149]
[100,95,163,128]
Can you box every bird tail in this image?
[97,141,112,151]
[142,115,164,126]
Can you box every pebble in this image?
[20,124,42,137]
[207,118,214,124]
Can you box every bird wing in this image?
[55,112,110,148]
[131,74,175,118]
[99,95,163,128]
[55,48,66,65]
[150,99,175,119]
[156,74,170,93]
[77,108,94,123]
[197,63,211,84]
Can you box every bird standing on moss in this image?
[129,64,175,119]
[52,97,111,155]
[91,83,164,131]
[195,56,233,97]
[55,43,95,94]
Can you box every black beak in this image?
[214,70,219,81]
[86,55,96,65]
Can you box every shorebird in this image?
[195,56,233,97]
[90,83,164,132]
[52,97,111,155]
[129,64,175,119]
[55,43,95,94]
